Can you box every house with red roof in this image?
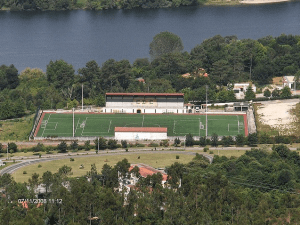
[119,163,168,196]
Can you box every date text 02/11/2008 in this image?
[18,199,62,204]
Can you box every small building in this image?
[233,83,256,99]
[115,127,167,140]
[104,93,184,114]
[283,76,295,89]
[233,102,250,111]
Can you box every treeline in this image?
[1,146,300,224]
[0,0,206,11]
[1,34,300,120]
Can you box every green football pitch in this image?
[36,113,246,137]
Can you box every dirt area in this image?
[256,99,300,135]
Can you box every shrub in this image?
[176,155,180,159]
[148,142,159,147]
[203,147,209,152]
[38,164,42,168]
[209,150,214,154]
[160,140,169,147]
[70,158,75,162]
[136,143,145,147]
[125,148,128,152]
[23,171,27,174]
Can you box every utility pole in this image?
[82,84,84,111]
[72,108,75,137]
[206,85,208,137]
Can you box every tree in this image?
[263,88,271,98]
[222,136,233,147]
[70,140,78,151]
[84,140,91,151]
[0,64,19,90]
[245,85,256,100]
[149,31,184,60]
[174,137,181,147]
[95,137,107,150]
[272,88,280,98]
[121,140,127,148]
[185,133,194,147]
[107,139,117,149]
[46,60,75,90]
[247,133,258,146]
[42,171,53,194]
[8,142,17,153]
[280,86,292,99]
[211,133,219,147]
[199,136,207,147]
[236,134,245,146]
[57,141,68,153]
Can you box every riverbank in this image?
[240,0,289,4]
[0,0,293,11]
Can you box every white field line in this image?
[173,120,176,134]
[74,118,81,135]
[108,120,112,133]
[41,114,51,137]
[142,115,144,127]
[81,117,88,136]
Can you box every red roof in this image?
[106,93,184,97]
[129,165,167,181]
[115,127,167,132]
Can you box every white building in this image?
[115,127,167,141]
[233,83,256,99]
[104,93,184,114]
[282,76,295,89]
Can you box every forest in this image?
[1,145,300,224]
[0,33,300,121]
[0,0,206,11]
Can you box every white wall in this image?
[115,132,167,140]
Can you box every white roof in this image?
[285,76,295,83]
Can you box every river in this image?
[1,2,300,72]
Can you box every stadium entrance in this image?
[137,109,141,114]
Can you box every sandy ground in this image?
[256,99,300,135]
[240,0,289,3]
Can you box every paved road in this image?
[0,149,214,176]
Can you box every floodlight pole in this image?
[206,85,208,137]
[72,108,75,137]
[97,137,99,154]
[82,84,84,111]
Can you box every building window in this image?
[136,100,140,104]
[150,100,153,104]
[142,100,146,104]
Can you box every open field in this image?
[36,113,246,138]
[0,115,33,141]
[255,99,300,135]
[12,153,194,183]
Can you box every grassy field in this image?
[0,115,34,141]
[36,113,246,137]
[13,153,194,183]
